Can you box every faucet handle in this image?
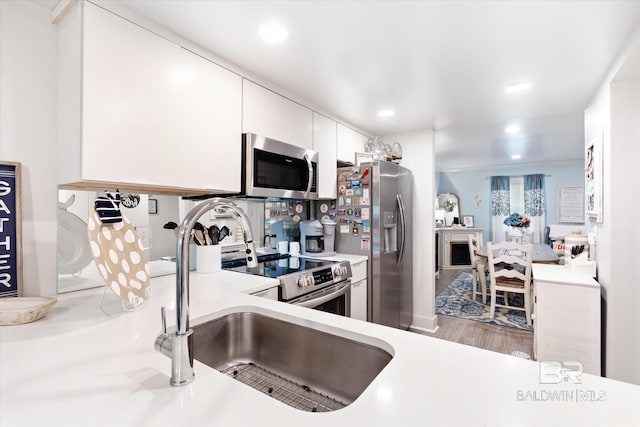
[161,306,167,334]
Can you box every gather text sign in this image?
[0,162,22,298]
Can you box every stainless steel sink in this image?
[192,311,393,412]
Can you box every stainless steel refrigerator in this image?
[335,161,413,330]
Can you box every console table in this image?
[438,227,483,270]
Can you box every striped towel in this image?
[94,192,122,224]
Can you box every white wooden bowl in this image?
[0,297,57,326]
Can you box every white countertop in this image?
[2,269,639,426]
[533,263,600,288]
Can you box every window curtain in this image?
[490,176,510,242]
[524,174,546,243]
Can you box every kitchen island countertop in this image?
[1,269,639,426]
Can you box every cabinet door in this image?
[82,4,242,192]
[351,278,367,321]
[176,49,242,191]
[242,79,312,148]
[83,4,183,187]
[350,260,368,321]
[312,112,337,199]
[337,123,369,164]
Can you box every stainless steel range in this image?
[226,256,352,316]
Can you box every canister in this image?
[564,233,589,264]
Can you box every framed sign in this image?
[0,161,22,297]
[462,215,475,227]
[558,187,585,223]
[148,198,158,214]
[585,131,603,223]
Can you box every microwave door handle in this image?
[396,194,407,266]
[304,152,313,197]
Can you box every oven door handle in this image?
[291,281,350,308]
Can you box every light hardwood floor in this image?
[412,269,533,357]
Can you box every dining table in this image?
[474,243,559,304]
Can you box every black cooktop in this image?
[225,255,335,279]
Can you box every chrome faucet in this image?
[154,198,258,386]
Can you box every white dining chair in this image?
[486,241,533,325]
[468,234,486,303]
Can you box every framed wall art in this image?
[558,186,585,223]
[585,131,603,223]
[148,198,158,214]
[462,215,474,227]
[0,161,22,297]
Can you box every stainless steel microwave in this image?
[242,133,318,199]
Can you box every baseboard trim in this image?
[410,313,439,333]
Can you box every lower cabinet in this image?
[350,260,368,321]
[532,264,601,376]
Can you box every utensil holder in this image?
[196,245,221,273]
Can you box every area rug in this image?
[435,272,533,331]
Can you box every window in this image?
[510,177,524,214]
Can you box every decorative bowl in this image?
[0,297,58,326]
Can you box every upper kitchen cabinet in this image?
[336,123,370,165]
[312,112,337,199]
[242,79,313,149]
[58,2,242,194]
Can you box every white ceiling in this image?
[50,1,640,171]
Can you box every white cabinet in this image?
[440,228,482,269]
[350,260,368,321]
[336,123,369,164]
[242,79,313,148]
[312,112,337,199]
[58,2,242,193]
[532,264,601,376]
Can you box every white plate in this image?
[0,297,57,325]
[58,209,93,275]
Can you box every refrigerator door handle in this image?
[397,193,407,266]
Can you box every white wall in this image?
[383,129,437,332]
[0,1,59,297]
[584,25,640,385]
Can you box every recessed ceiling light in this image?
[505,82,531,94]
[258,23,288,43]
[505,124,520,134]
[511,154,522,160]
[377,109,395,118]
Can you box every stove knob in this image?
[341,266,348,275]
[308,276,315,286]
[297,277,308,287]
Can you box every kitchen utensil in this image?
[218,226,230,242]
[193,222,208,245]
[208,225,220,245]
